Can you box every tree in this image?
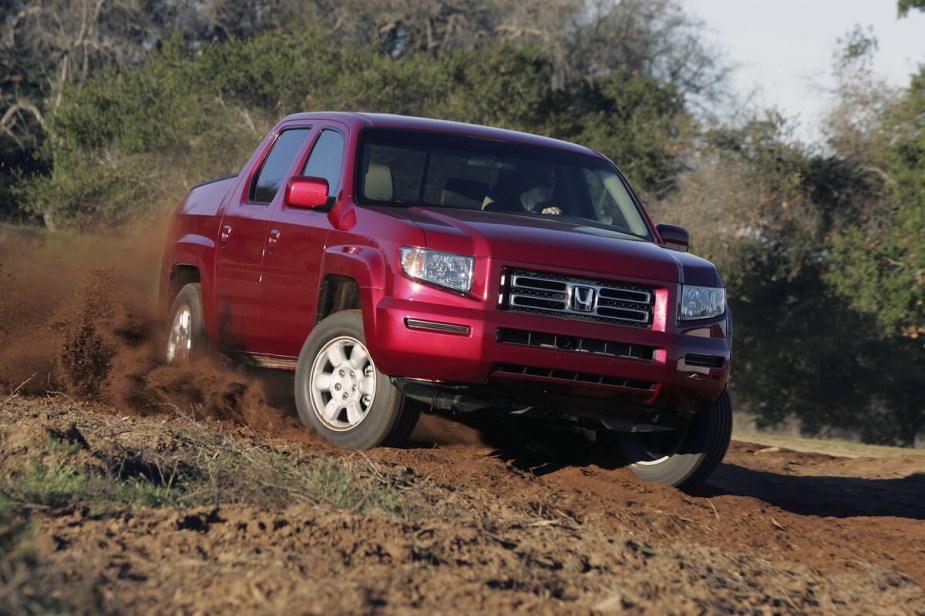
[898,0,925,16]
[570,70,691,197]
[654,35,925,444]
[3,0,731,222]
[828,67,925,341]
[655,113,820,295]
[21,26,695,228]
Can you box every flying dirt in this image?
[1,228,923,613]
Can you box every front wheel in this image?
[295,310,420,449]
[616,390,732,490]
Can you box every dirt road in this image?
[2,398,924,614]
[1,230,924,614]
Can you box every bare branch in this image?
[0,101,46,143]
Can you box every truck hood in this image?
[383,207,722,287]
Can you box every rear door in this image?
[213,125,313,351]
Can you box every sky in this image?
[682,0,925,144]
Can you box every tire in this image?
[617,390,732,490]
[294,310,420,449]
[165,283,211,364]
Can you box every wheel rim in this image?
[166,305,192,364]
[620,430,684,466]
[309,335,377,431]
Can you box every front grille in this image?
[500,268,654,328]
[493,363,656,390]
[497,328,657,361]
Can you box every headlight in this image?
[400,247,474,294]
[680,285,726,320]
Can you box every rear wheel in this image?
[295,310,420,449]
[166,283,210,364]
[616,390,732,490]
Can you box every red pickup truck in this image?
[160,112,732,489]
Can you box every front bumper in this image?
[370,293,730,415]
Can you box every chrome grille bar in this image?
[501,269,654,327]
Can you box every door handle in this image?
[267,228,281,252]
[220,223,232,246]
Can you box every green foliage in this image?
[200,30,364,113]
[338,52,447,115]
[22,152,160,231]
[434,44,556,131]
[828,66,925,340]
[49,40,199,155]
[660,113,818,299]
[898,0,925,16]
[819,67,925,442]
[572,71,691,197]
[731,276,924,446]
[20,29,692,230]
[657,100,924,445]
[20,33,269,230]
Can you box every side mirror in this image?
[656,224,690,252]
[285,176,330,210]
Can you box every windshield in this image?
[357,128,653,239]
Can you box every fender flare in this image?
[163,234,218,341]
[319,244,389,352]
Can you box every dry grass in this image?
[732,426,924,458]
[0,397,451,614]
[0,398,421,518]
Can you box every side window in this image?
[249,128,311,204]
[581,168,647,235]
[302,130,345,198]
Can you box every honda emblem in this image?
[569,285,597,312]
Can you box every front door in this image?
[257,126,348,358]
[213,126,313,351]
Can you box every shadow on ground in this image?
[443,412,925,520]
[704,464,925,520]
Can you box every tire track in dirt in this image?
[377,416,925,586]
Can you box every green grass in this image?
[306,456,408,518]
[0,408,413,519]
[6,435,178,513]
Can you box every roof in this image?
[278,112,601,158]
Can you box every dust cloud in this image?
[0,226,292,433]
